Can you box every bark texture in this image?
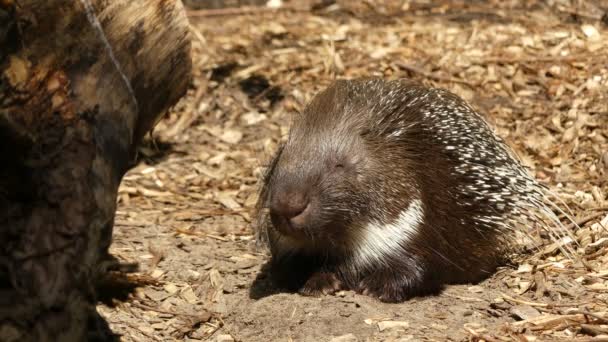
[0,0,191,341]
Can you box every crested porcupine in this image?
[255,78,575,302]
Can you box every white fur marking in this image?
[353,199,424,268]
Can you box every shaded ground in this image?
[98,1,608,341]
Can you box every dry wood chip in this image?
[164,283,179,294]
[329,333,358,342]
[510,305,542,321]
[216,334,235,342]
[215,192,242,210]
[377,320,409,331]
[586,238,608,255]
[467,285,484,293]
[209,269,225,290]
[511,312,608,328]
[181,286,199,304]
[150,269,165,279]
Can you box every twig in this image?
[187,5,307,18]
[571,310,608,324]
[501,293,548,307]
[394,62,476,87]
[565,212,607,230]
[502,293,593,309]
[175,228,229,241]
[464,327,503,342]
[475,53,596,64]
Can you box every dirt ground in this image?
[97,1,608,341]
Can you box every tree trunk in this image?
[0,0,192,341]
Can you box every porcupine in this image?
[255,78,574,302]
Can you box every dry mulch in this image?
[97,1,608,341]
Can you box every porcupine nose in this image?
[269,190,311,231]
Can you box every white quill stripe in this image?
[353,199,424,268]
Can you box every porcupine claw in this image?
[299,271,343,296]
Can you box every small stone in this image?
[377,320,409,331]
[216,334,234,342]
[329,333,358,342]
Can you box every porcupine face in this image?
[259,79,425,255]
[262,90,373,249]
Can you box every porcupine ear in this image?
[253,143,286,250]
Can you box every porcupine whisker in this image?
[538,200,578,256]
[526,192,574,238]
[526,200,576,258]
[426,245,467,272]
[542,187,580,229]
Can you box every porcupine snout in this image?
[269,185,312,236]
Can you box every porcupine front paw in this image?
[357,277,407,303]
[299,271,343,296]
[357,272,435,303]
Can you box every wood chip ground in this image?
[98,1,608,341]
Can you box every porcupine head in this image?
[255,78,573,303]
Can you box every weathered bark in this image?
[0,1,191,341]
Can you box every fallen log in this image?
[0,0,192,341]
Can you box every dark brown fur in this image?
[256,78,517,302]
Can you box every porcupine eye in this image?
[331,157,351,173]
